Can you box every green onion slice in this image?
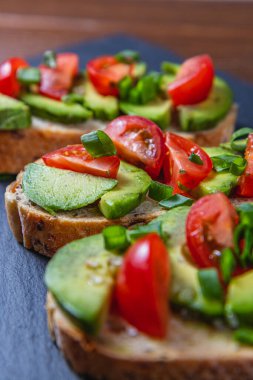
[103,225,129,252]
[161,61,179,74]
[230,157,247,176]
[198,268,224,301]
[115,50,140,63]
[43,50,57,68]
[81,131,116,158]
[212,154,246,175]
[230,128,253,152]
[234,328,253,345]
[118,76,133,100]
[159,194,193,210]
[237,203,253,227]
[189,153,203,165]
[148,181,173,202]
[17,67,41,85]
[241,228,253,266]
[127,221,163,243]
[62,93,84,105]
[220,248,236,284]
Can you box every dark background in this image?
[0,0,253,82]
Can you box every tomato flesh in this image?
[163,133,213,194]
[168,55,214,106]
[39,53,79,100]
[115,233,170,338]
[105,116,165,179]
[0,57,28,97]
[87,56,132,96]
[42,145,120,179]
[186,193,239,268]
[237,134,253,197]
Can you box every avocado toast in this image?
[45,194,253,379]
[0,51,237,175]
[5,120,253,256]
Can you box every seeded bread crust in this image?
[0,105,237,174]
[47,293,253,380]
[5,176,163,257]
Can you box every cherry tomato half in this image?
[115,233,170,339]
[0,57,28,97]
[186,193,239,268]
[105,116,165,179]
[87,56,133,96]
[237,134,253,197]
[163,133,213,194]
[42,144,120,179]
[39,53,79,100]
[168,55,214,106]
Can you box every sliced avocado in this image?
[154,208,224,316]
[119,99,171,129]
[21,93,92,124]
[23,163,117,213]
[132,62,147,78]
[0,94,31,130]
[45,234,119,335]
[83,81,119,121]
[226,270,253,327]
[99,161,151,219]
[192,171,238,198]
[178,77,233,131]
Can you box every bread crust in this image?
[0,105,237,174]
[5,179,163,257]
[47,293,253,380]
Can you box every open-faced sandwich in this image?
[0,51,236,175]
[46,192,253,379]
[5,116,253,256]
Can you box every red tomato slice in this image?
[163,133,213,194]
[39,53,79,100]
[87,56,132,96]
[186,193,239,268]
[168,55,214,106]
[0,57,28,97]
[42,145,120,179]
[105,116,165,179]
[237,134,253,197]
[115,233,170,338]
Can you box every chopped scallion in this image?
[81,131,116,158]
[220,248,236,284]
[189,153,203,165]
[230,128,253,152]
[103,225,129,251]
[115,50,140,63]
[43,50,57,68]
[17,67,41,85]
[159,194,193,210]
[148,181,173,202]
[198,268,224,301]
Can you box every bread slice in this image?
[0,105,237,174]
[0,117,106,174]
[5,175,163,257]
[47,293,253,380]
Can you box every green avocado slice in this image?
[119,99,171,129]
[83,80,119,121]
[99,161,151,219]
[178,77,233,132]
[45,234,119,335]
[0,94,31,130]
[21,93,92,124]
[22,163,117,213]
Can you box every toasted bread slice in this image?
[0,105,237,174]
[5,176,163,257]
[47,293,253,380]
[0,117,106,175]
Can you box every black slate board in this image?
[1,34,253,380]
